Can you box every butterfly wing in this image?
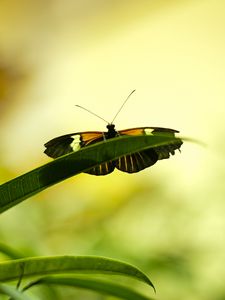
[115,149,158,173]
[44,131,103,158]
[118,126,179,136]
[115,127,182,173]
[44,131,115,175]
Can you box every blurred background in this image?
[0,0,225,299]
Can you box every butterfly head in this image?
[106,123,118,138]
[106,124,115,130]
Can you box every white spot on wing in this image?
[144,128,154,135]
[71,135,81,151]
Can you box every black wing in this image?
[44,131,115,175]
[44,131,104,158]
[114,127,182,173]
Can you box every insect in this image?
[44,90,183,175]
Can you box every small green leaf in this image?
[24,276,155,300]
[0,134,182,213]
[0,255,155,292]
[0,242,25,259]
[0,283,31,300]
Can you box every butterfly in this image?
[44,90,183,175]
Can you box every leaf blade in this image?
[24,276,155,300]
[0,255,155,291]
[0,283,31,300]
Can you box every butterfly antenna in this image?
[75,104,109,124]
[111,89,136,124]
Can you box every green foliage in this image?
[0,255,153,287]
[0,256,155,299]
[0,283,30,300]
[23,276,154,300]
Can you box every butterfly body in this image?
[44,124,182,175]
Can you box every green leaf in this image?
[0,134,182,213]
[0,242,25,259]
[0,283,31,300]
[23,276,155,300]
[0,255,155,292]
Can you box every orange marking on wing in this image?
[119,128,145,136]
[80,132,103,142]
[79,131,104,146]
